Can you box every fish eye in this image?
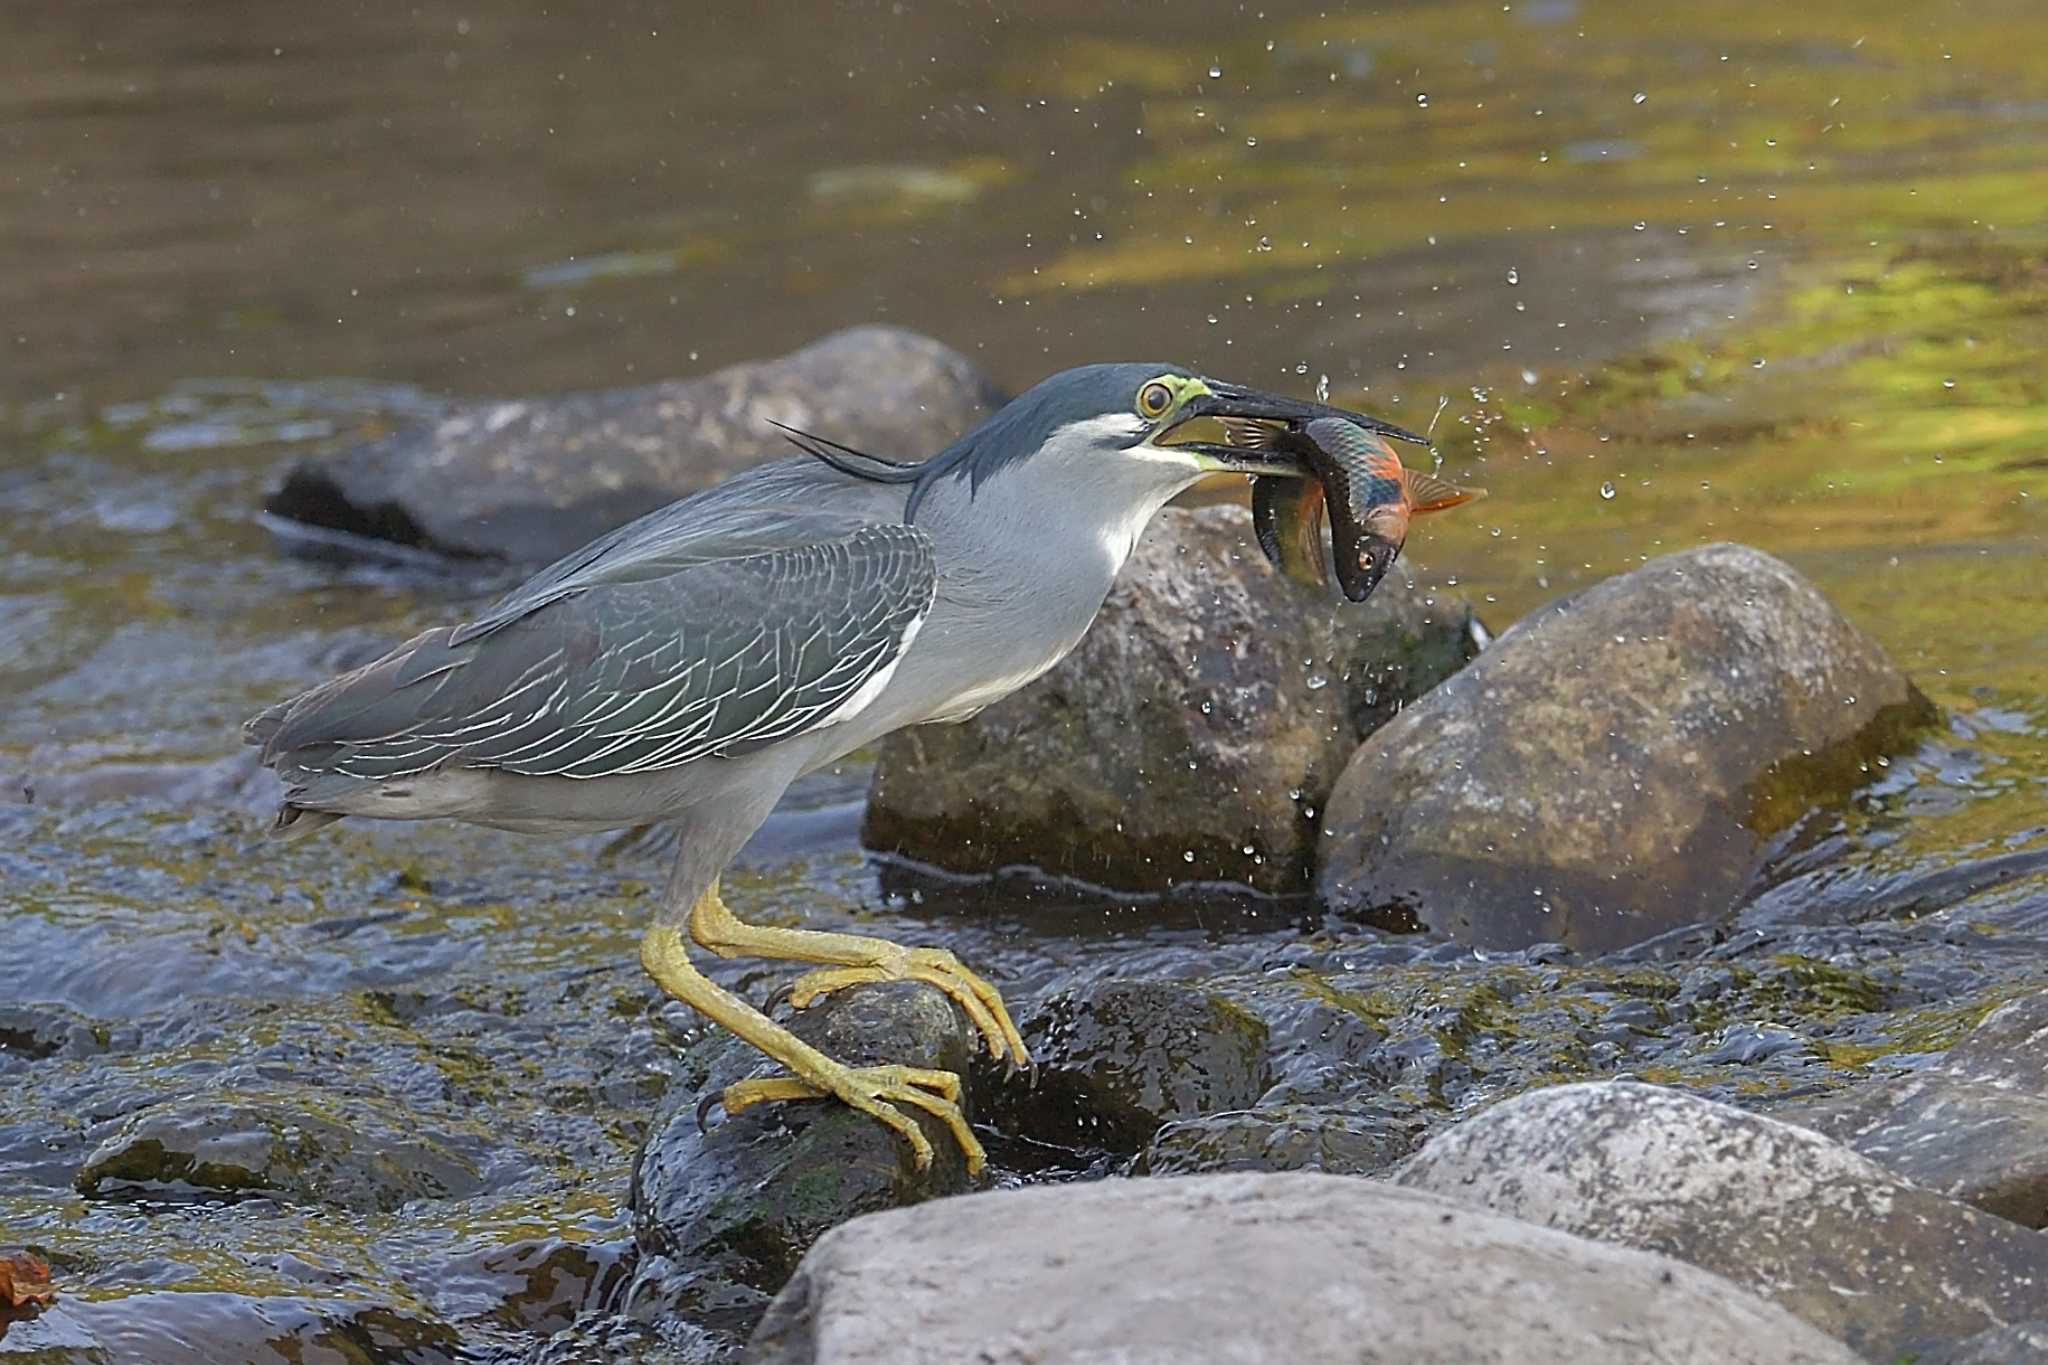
[1137,380,1175,418]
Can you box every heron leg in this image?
[640,913,983,1173]
[687,881,1029,1068]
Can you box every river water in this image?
[2,0,2045,1358]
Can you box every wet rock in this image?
[628,981,980,1348]
[1318,543,1935,951]
[864,505,1479,894]
[0,1004,107,1062]
[1916,1321,2048,1365]
[263,327,1003,564]
[75,1094,483,1213]
[744,1171,1859,1364]
[984,980,1269,1152]
[1779,990,2048,1228]
[0,1292,459,1365]
[1143,1098,1427,1177]
[1393,1080,2047,1360]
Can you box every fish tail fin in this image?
[1402,469,1486,515]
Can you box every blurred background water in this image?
[1,0,2044,1354]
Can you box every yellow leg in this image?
[640,911,984,1173]
[688,885,1030,1068]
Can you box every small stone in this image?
[984,980,1269,1152]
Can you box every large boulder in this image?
[1779,989,2048,1228]
[262,326,1003,564]
[743,1171,1858,1364]
[863,505,1480,894]
[1317,542,1934,950]
[1394,1080,2048,1360]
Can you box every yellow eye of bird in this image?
[1138,381,1174,418]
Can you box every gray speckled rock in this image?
[1317,542,1934,950]
[1780,990,2048,1228]
[263,326,1002,564]
[743,1171,1859,1365]
[1393,1080,2048,1361]
[864,505,1479,894]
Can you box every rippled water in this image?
[3,0,2045,1358]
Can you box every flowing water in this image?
[2,1,2045,1359]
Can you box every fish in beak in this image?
[1164,392,1481,603]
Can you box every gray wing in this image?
[251,520,934,784]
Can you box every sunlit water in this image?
[2,0,2044,1355]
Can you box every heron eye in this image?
[1137,381,1174,417]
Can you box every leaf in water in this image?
[0,1250,56,1318]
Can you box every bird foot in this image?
[718,1062,983,1174]
[784,948,1031,1070]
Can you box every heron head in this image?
[943,362,1429,497]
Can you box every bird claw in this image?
[783,949,1032,1071]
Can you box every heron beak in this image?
[1155,381,1431,476]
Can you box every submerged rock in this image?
[1393,1080,2047,1360]
[74,1094,484,1213]
[1780,989,2048,1228]
[744,1171,1858,1364]
[0,1291,460,1365]
[262,327,1002,564]
[864,505,1479,894]
[1317,543,1934,950]
[628,981,980,1347]
[982,980,1270,1152]
[1143,1098,1428,1177]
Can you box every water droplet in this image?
[1315,373,1331,403]
[1941,377,1956,389]
[1415,92,1429,107]
[1294,361,1310,375]
[1599,480,1617,500]
[1183,850,1196,863]
[1245,135,1259,147]
[1255,234,1273,252]
[1208,64,1223,79]
[1505,267,1520,285]
[1751,356,1767,369]
[1632,91,1647,104]
[1632,220,1648,231]
[1306,674,1329,691]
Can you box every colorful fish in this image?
[1224,415,1483,602]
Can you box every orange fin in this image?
[1401,468,1486,515]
